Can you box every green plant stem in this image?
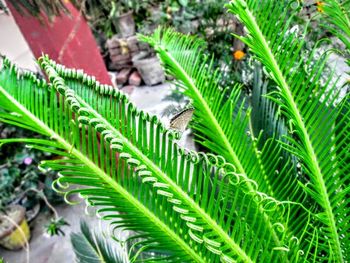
[24,188,59,219]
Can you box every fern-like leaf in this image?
[140,28,313,262]
[0,58,203,262]
[322,0,350,52]
[71,220,127,263]
[227,0,350,261]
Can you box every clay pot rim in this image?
[0,205,26,239]
[133,56,159,66]
[116,11,134,19]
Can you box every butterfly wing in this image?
[170,108,194,132]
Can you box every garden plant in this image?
[0,0,349,262]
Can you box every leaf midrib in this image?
[0,85,204,263]
[238,2,344,261]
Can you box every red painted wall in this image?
[6,1,111,85]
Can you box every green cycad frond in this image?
[140,27,276,199]
[322,0,350,52]
[227,0,350,261]
[250,68,304,202]
[44,57,306,262]
[0,57,305,262]
[140,28,313,260]
[250,69,312,244]
[0,58,200,262]
[71,220,127,263]
[250,67,289,144]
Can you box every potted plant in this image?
[0,151,35,250]
[0,139,57,222]
[0,205,30,250]
[0,191,68,250]
[110,0,136,38]
[0,150,31,250]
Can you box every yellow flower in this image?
[233,50,245,61]
[316,1,324,12]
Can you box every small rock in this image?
[109,48,122,56]
[110,53,131,64]
[106,36,121,49]
[131,51,149,62]
[116,68,133,86]
[139,41,151,52]
[129,70,142,86]
[127,36,139,52]
[133,56,165,86]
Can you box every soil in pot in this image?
[0,205,30,250]
[113,12,135,38]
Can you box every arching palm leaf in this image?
[139,28,274,195]
[140,28,311,260]
[0,56,304,262]
[45,56,307,262]
[71,220,128,263]
[249,67,305,202]
[0,58,200,262]
[227,0,350,261]
[321,0,350,53]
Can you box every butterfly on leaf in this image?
[169,108,194,133]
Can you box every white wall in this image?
[0,1,37,71]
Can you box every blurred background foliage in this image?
[2,0,342,89]
[0,120,62,213]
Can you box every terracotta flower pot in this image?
[113,11,136,38]
[0,205,30,250]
